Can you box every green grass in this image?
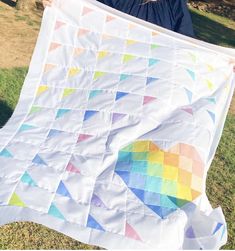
[0,7,234,250]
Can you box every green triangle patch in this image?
[48,203,65,220]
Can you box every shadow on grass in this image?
[0,100,13,128]
[190,10,235,48]
[0,0,16,7]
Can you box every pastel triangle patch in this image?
[87,215,104,231]
[9,193,26,207]
[149,58,160,67]
[68,68,81,78]
[32,154,47,166]
[89,90,103,99]
[0,149,13,158]
[82,6,94,16]
[207,110,216,123]
[98,51,109,60]
[74,48,85,56]
[48,203,65,220]
[93,71,107,80]
[184,88,193,103]
[19,124,36,132]
[106,15,116,22]
[84,111,99,121]
[213,223,223,235]
[47,129,63,138]
[30,106,42,114]
[123,54,136,63]
[206,97,216,104]
[182,107,193,115]
[55,20,66,30]
[44,64,56,74]
[66,162,80,174]
[49,42,61,52]
[77,134,93,143]
[143,96,156,105]
[126,39,137,46]
[147,77,158,85]
[112,113,127,124]
[21,171,37,187]
[63,88,76,98]
[91,194,107,208]
[78,28,90,37]
[125,223,142,241]
[56,181,72,199]
[186,226,196,238]
[56,109,71,119]
[151,44,159,50]
[152,31,159,36]
[120,74,131,81]
[206,80,214,90]
[37,86,49,96]
[116,92,129,101]
[186,69,196,81]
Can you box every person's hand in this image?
[42,0,53,8]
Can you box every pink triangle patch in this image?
[125,223,142,241]
[77,134,93,143]
[182,107,193,115]
[44,64,56,73]
[106,15,116,22]
[143,96,156,105]
[82,7,94,16]
[49,42,61,52]
[66,162,80,174]
[55,20,66,30]
[78,28,90,37]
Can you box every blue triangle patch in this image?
[87,214,104,231]
[207,110,215,123]
[184,88,193,103]
[206,97,216,104]
[0,149,13,158]
[56,109,70,119]
[213,223,223,235]
[115,171,130,185]
[130,188,145,201]
[149,58,160,67]
[146,77,159,85]
[21,171,37,187]
[89,90,103,100]
[48,203,65,220]
[120,74,131,81]
[84,110,99,121]
[47,129,63,138]
[147,204,176,218]
[186,69,195,81]
[56,181,72,199]
[32,154,47,166]
[115,92,129,101]
[186,226,196,238]
[19,124,36,132]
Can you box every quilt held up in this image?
[0,0,234,249]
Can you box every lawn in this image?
[0,6,234,250]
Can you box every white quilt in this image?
[0,0,234,249]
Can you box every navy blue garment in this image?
[97,0,194,37]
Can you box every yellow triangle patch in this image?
[37,86,49,96]
[123,54,136,63]
[93,71,107,80]
[98,51,109,60]
[68,67,81,77]
[9,193,26,207]
[126,40,137,46]
[206,80,214,90]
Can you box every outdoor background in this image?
[0,0,234,249]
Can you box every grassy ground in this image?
[0,5,234,250]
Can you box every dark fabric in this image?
[97,0,194,37]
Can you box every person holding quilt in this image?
[42,0,195,37]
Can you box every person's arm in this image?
[174,0,195,37]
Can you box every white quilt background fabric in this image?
[0,0,234,249]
